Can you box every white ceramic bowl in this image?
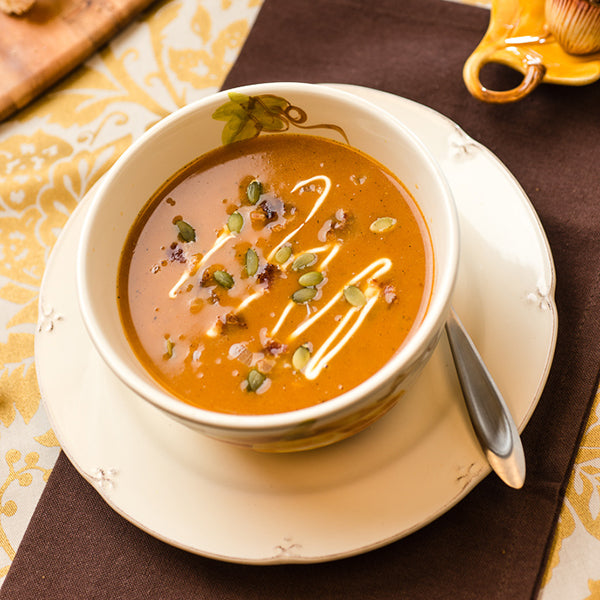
[77,82,459,452]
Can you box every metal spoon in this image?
[445,307,526,489]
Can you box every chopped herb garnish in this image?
[245,248,259,276]
[164,338,175,359]
[344,285,366,307]
[227,211,244,233]
[369,217,397,233]
[292,345,311,370]
[247,368,265,392]
[274,245,292,264]
[214,270,234,289]
[292,252,317,271]
[298,271,323,287]
[174,219,196,243]
[246,180,262,205]
[292,287,317,303]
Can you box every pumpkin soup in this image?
[117,134,433,415]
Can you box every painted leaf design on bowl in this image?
[212,92,348,145]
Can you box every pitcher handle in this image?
[463,47,547,103]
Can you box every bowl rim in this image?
[77,81,460,433]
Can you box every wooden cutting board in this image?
[0,0,156,121]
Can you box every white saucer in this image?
[35,85,557,564]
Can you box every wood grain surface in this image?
[0,0,156,121]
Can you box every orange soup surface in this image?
[118,134,433,415]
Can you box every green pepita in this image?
[247,368,265,392]
[245,248,259,276]
[214,270,234,289]
[174,219,196,243]
[344,285,366,307]
[274,245,292,264]
[227,211,243,233]
[292,252,317,271]
[298,271,323,287]
[369,217,397,233]
[246,180,262,205]
[164,338,174,359]
[292,287,317,304]
[292,345,311,370]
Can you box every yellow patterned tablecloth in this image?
[0,1,599,598]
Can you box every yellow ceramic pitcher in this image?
[463,0,600,102]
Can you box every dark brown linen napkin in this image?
[4,0,600,598]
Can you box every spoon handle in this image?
[445,307,526,489]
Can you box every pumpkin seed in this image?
[298,271,323,287]
[292,345,311,370]
[214,270,234,289]
[344,285,366,307]
[246,180,262,205]
[274,245,292,264]
[227,211,243,233]
[174,219,196,243]
[292,252,317,271]
[369,217,397,233]
[292,287,317,304]
[245,248,259,276]
[164,338,174,359]
[247,368,265,392]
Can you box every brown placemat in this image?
[3,0,600,598]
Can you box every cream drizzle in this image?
[300,244,332,255]
[266,175,331,262]
[169,176,331,299]
[168,230,234,298]
[284,257,392,341]
[271,302,295,336]
[236,290,265,311]
[319,244,340,270]
[166,171,395,386]
[303,295,379,380]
